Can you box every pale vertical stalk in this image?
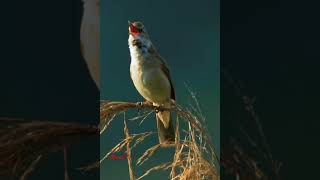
[20,155,42,180]
[124,116,135,180]
[171,115,180,179]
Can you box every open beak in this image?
[128,21,138,34]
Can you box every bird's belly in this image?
[131,66,171,104]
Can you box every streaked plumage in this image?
[128,21,175,143]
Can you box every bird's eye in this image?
[138,28,143,33]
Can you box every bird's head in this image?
[128,21,152,51]
[128,21,149,38]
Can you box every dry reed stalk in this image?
[179,157,217,180]
[137,162,172,180]
[221,69,282,179]
[170,116,181,179]
[124,119,136,180]
[19,155,42,180]
[0,118,99,179]
[100,99,220,180]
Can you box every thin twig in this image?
[19,155,42,180]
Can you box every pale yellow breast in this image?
[130,61,171,105]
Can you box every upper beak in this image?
[128,21,135,29]
[128,21,136,33]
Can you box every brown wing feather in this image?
[147,45,176,143]
[148,46,175,100]
[161,63,175,100]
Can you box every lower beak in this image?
[128,21,136,34]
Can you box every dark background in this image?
[222,0,320,179]
[0,0,99,179]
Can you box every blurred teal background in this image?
[101,0,219,179]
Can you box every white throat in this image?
[128,35,152,61]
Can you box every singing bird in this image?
[80,0,100,89]
[128,21,175,143]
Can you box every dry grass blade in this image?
[131,132,155,149]
[180,158,218,180]
[171,116,181,178]
[100,132,155,166]
[0,118,99,178]
[136,144,162,166]
[136,162,172,180]
[100,139,128,164]
[137,143,175,166]
[19,155,42,180]
[100,99,220,180]
[221,69,281,179]
[128,111,153,125]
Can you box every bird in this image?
[128,21,175,144]
[80,0,100,89]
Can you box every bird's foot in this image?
[155,105,165,113]
[135,102,144,114]
[135,101,143,107]
[135,101,153,114]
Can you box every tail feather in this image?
[156,111,175,143]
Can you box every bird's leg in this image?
[135,100,153,114]
[155,105,165,113]
[135,101,143,107]
[135,101,143,115]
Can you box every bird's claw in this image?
[136,102,144,114]
[155,105,164,113]
[136,102,143,107]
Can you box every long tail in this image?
[156,111,175,144]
